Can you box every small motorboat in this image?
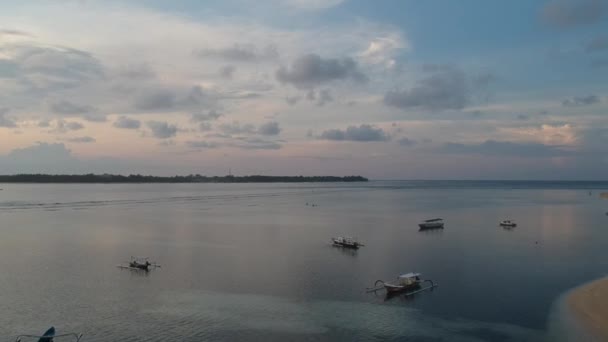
[331,236,364,249]
[367,272,437,296]
[15,326,83,342]
[499,220,517,228]
[418,218,444,230]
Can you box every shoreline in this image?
[560,276,608,341]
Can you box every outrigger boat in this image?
[331,236,364,249]
[16,326,83,342]
[418,218,444,230]
[367,272,437,296]
[499,220,517,228]
[118,257,160,271]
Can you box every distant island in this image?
[0,174,368,183]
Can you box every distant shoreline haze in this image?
[0,174,368,183]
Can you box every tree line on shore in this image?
[0,174,368,183]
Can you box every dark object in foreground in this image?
[15,326,83,342]
[499,220,517,228]
[0,174,368,183]
[418,218,444,230]
[118,257,160,272]
[367,273,437,296]
[331,236,364,249]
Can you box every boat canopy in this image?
[423,218,443,222]
[399,272,421,279]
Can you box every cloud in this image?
[191,110,222,122]
[0,109,17,128]
[49,119,84,133]
[360,35,407,68]
[398,137,417,146]
[135,85,215,113]
[147,121,178,139]
[278,0,345,11]
[218,121,256,135]
[230,137,282,150]
[306,89,334,106]
[562,95,600,107]
[285,96,301,106]
[195,44,278,62]
[113,116,141,129]
[319,124,390,142]
[0,29,32,37]
[439,140,571,158]
[67,136,96,143]
[516,114,530,120]
[384,65,469,111]
[219,65,236,78]
[48,100,105,121]
[258,121,281,135]
[186,140,219,149]
[118,64,156,79]
[591,58,608,68]
[585,35,608,52]
[276,54,367,89]
[542,0,608,28]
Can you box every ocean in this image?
[0,181,607,341]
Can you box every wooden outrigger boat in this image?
[16,326,83,342]
[418,218,444,230]
[117,257,160,271]
[331,236,364,249]
[499,220,517,228]
[367,272,437,296]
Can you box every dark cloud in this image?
[49,99,104,123]
[186,140,219,149]
[319,124,390,142]
[0,109,17,128]
[398,137,417,146]
[384,65,469,111]
[50,119,84,134]
[198,122,212,132]
[258,121,281,136]
[113,116,141,129]
[191,110,221,122]
[276,54,367,89]
[516,114,530,120]
[585,35,608,52]
[542,0,607,28]
[285,96,301,106]
[562,95,600,107]
[147,121,178,139]
[590,58,608,68]
[307,89,333,106]
[0,29,31,37]
[196,44,278,62]
[67,136,96,143]
[219,65,236,79]
[440,140,571,158]
[218,121,256,135]
[135,86,214,113]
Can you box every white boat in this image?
[499,220,517,227]
[418,218,444,229]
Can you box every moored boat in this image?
[118,256,160,271]
[331,236,363,249]
[499,220,517,227]
[418,218,444,230]
[367,272,437,296]
[15,326,83,342]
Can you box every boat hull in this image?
[418,223,444,229]
[384,283,420,293]
[332,241,360,249]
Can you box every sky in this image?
[0,0,607,179]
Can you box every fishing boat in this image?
[15,326,83,342]
[367,272,437,295]
[499,220,517,227]
[418,218,444,230]
[331,236,364,249]
[117,257,159,271]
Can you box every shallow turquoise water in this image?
[0,181,607,341]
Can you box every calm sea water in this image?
[0,181,607,341]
